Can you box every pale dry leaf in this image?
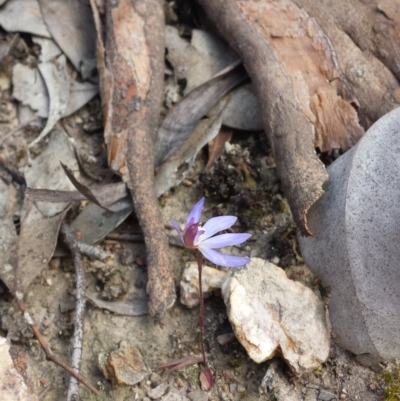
[86,292,149,316]
[32,36,61,63]
[29,55,70,148]
[38,0,96,78]
[0,0,50,37]
[205,126,233,170]
[15,201,68,294]
[166,25,263,131]
[24,129,79,216]
[155,63,246,167]
[155,115,222,197]
[12,64,48,118]
[25,182,128,205]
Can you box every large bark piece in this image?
[91,0,176,321]
[293,0,400,124]
[196,0,364,234]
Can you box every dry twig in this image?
[61,223,110,261]
[61,224,88,401]
[14,292,99,396]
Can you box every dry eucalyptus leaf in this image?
[205,126,233,170]
[166,25,262,131]
[60,162,113,211]
[155,115,222,197]
[32,36,61,63]
[67,200,133,246]
[298,107,400,365]
[38,0,96,78]
[25,182,128,205]
[155,63,246,167]
[15,201,68,294]
[0,0,50,37]
[12,61,98,124]
[29,55,70,147]
[25,129,79,216]
[12,64,49,118]
[64,80,98,116]
[86,292,149,316]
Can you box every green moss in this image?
[382,364,400,401]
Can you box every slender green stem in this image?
[196,251,206,365]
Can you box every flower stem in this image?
[196,251,206,365]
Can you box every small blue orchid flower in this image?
[171,197,251,267]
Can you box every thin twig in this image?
[66,248,86,401]
[14,292,99,395]
[60,224,110,261]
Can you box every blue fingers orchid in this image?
[171,197,251,267]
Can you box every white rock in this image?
[180,263,228,308]
[0,337,39,401]
[222,258,330,374]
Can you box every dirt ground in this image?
[0,113,389,400]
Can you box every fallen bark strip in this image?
[292,0,400,124]
[196,0,364,234]
[295,0,400,81]
[91,0,176,320]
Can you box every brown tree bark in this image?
[91,0,176,321]
[196,0,400,234]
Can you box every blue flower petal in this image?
[200,233,251,249]
[170,220,184,244]
[185,197,204,230]
[198,246,250,268]
[199,216,237,241]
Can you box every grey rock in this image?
[261,360,302,401]
[161,391,190,401]
[222,258,330,374]
[148,383,168,399]
[318,389,336,400]
[187,390,209,401]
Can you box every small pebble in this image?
[271,256,280,265]
[229,383,237,393]
[318,388,336,401]
[188,390,208,401]
[237,385,246,392]
[340,394,346,400]
[216,333,235,346]
[147,383,168,399]
[45,278,52,286]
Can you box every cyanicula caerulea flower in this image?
[171,197,251,267]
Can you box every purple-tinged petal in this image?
[200,233,252,249]
[200,216,237,241]
[198,246,250,268]
[183,223,199,248]
[170,220,184,244]
[185,197,204,229]
[200,366,214,390]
